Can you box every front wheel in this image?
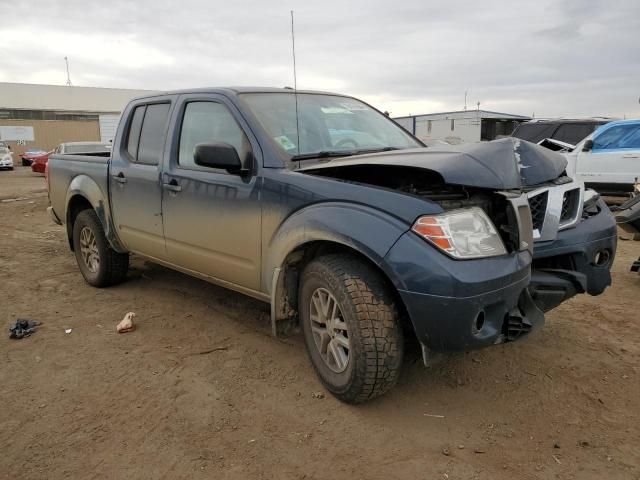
[299,254,404,403]
[72,209,129,287]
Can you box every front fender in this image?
[264,201,410,296]
[65,174,125,252]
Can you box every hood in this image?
[298,138,567,190]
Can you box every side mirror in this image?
[582,139,593,152]
[194,142,245,174]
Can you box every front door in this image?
[576,122,640,187]
[109,101,173,259]
[161,95,262,292]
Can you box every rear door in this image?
[575,122,640,187]
[161,94,263,292]
[109,99,173,259]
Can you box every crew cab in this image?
[47,88,617,403]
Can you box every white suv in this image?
[0,144,13,170]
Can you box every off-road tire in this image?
[72,209,129,287]
[299,254,404,403]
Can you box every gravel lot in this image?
[1,167,639,480]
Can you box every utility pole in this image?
[464,91,468,111]
[64,56,72,86]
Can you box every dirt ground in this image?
[1,167,639,480]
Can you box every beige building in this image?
[0,82,155,156]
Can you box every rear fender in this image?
[65,174,126,253]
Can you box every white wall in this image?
[393,117,414,134]
[414,117,481,144]
[99,115,120,143]
[0,82,154,112]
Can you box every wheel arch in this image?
[64,175,126,252]
[269,239,412,340]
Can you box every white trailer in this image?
[394,110,530,144]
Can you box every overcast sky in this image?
[1,0,639,118]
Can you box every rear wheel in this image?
[299,254,404,403]
[72,209,129,287]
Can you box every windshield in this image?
[242,93,421,158]
[64,143,110,154]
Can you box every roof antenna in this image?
[64,56,72,86]
[291,10,301,157]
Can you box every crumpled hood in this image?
[299,138,567,190]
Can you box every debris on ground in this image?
[311,392,325,399]
[65,328,72,334]
[9,319,40,339]
[116,312,136,333]
[441,446,451,456]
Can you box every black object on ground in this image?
[9,319,40,339]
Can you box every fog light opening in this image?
[472,311,486,335]
[594,249,611,267]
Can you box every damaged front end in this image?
[299,138,616,354]
[526,181,616,312]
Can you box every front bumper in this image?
[384,232,542,352]
[529,198,617,312]
[31,162,46,173]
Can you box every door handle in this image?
[162,179,182,192]
[112,172,127,184]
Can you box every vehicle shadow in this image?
[122,254,546,412]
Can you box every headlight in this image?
[411,207,507,259]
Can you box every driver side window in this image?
[593,124,640,150]
[178,101,249,169]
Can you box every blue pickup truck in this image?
[47,88,617,403]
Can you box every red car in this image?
[20,148,48,166]
[30,151,51,173]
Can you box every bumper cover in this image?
[529,198,617,312]
[384,232,541,352]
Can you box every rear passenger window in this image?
[137,103,170,165]
[126,106,145,160]
[178,101,249,169]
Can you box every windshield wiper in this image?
[290,151,356,161]
[291,146,401,161]
[350,147,400,155]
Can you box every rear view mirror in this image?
[582,139,593,152]
[194,142,244,174]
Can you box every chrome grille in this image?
[561,189,579,222]
[526,181,584,242]
[528,191,548,232]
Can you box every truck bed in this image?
[48,153,111,228]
